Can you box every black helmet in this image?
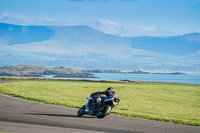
[107,87,113,92]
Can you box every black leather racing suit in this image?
[92,90,116,98]
[92,90,116,106]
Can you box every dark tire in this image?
[77,105,86,116]
[96,106,112,118]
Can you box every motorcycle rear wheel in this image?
[77,105,86,116]
[96,106,111,118]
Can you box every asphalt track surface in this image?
[0,82,199,133]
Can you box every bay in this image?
[92,73,200,84]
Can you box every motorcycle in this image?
[77,94,120,118]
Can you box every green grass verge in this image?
[0,80,199,126]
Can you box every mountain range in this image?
[0,22,200,72]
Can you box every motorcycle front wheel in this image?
[96,106,112,118]
[77,105,86,116]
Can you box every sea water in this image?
[92,73,200,84]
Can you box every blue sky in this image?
[0,0,200,37]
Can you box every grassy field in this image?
[0,80,199,126]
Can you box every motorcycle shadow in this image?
[25,113,96,119]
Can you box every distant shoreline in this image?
[1,76,199,85]
[84,69,187,75]
[0,65,187,79]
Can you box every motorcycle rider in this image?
[92,87,116,98]
[85,87,116,112]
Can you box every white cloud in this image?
[40,18,56,22]
[0,12,32,25]
[98,19,118,26]
[0,12,159,37]
[37,18,57,25]
[0,12,80,26]
[0,12,28,20]
[88,19,120,34]
[137,26,157,32]
[87,19,158,37]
